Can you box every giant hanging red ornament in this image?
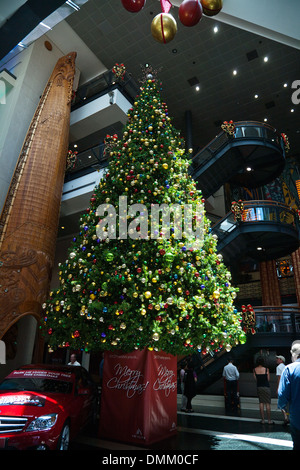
[179,0,203,26]
[121,0,146,13]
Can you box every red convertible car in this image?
[0,364,98,450]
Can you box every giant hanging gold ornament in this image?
[201,0,223,16]
[121,0,222,44]
[151,13,177,43]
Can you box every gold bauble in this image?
[201,0,223,16]
[145,291,152,299]
[151,13,177,44]
[152,332,160,341]
[213,290,220,299]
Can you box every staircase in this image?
[177,394,283,421]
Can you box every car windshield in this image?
[0,378,73,394]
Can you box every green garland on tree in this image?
[43,68,246,355]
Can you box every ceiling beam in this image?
[0,0,67,60]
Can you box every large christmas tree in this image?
[43,67,246,356]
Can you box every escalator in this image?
[183,306,300,392]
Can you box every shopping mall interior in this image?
[0,0,300,451]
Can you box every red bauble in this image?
[121,0,146,13]
[179,0,203,26]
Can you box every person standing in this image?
[179,361,188,411]
[223,358,239,411]
[278,343,300,450]
[184,361,197,412]
[253,355,274,424]
[68,353,81,366]
[276,355,289,425]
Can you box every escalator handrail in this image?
[253,305,300,314]
[191,121,284,172]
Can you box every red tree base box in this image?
[99,348,177,446]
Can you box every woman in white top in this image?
[276,355,288,425]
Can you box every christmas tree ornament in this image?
[179,0,203,26]
[200,0,223,16]
[121,0,146,13]
[151,13,177,44]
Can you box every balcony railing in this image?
[71,69,139,110]
[65,143,108,181]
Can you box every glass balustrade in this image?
[213,200,298,237]
[251,307,300,335]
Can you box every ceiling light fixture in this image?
[263,56,269,62]
[246,167,252,171]
[66,0,80,11]
[264,118,268,122]
[283,83,288,87]
[213,26,218,33]
[291,108,295,112]
[40,22,52,30]
[257,247,263,251]
[195,85,200,91]
[254,94,258,99]
[233,69,237,76]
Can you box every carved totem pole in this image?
[0,52,77,340]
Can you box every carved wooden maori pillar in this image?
[0,52,76,340]
[259,260,282,306]
[291,249,300,306]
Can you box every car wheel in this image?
[57,422,70,450]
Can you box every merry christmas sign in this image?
[99,348,177,445]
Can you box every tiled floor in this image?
[73,395,293,451]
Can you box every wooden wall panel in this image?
[259,260,282,306]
